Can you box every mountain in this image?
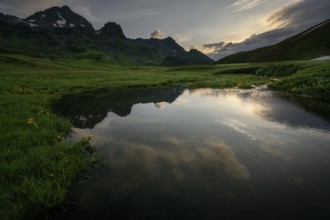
[0,6,213,66]
[25,6,94,31]
[135,37,188,58]
[98,22,126,40]
[134,37,213,66]
[217,19,330,64]
[0,13,22,24]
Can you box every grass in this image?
[269,61,330,98]
[0,92,95,219]
[0,54,329,219]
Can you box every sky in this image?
[0,0,329,60]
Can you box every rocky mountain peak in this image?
[98,22,126,39]
[25,5,94,31]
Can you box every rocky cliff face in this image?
[98,22,126,39]
[25,6,94,31]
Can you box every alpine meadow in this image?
[1,2,330,220]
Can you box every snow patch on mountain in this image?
[12,18,24,24]
[56,20,65,27]
[55,11,66,27]
[29,23,38,27]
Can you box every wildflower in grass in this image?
[27,117,34,124]
[27,117,38,128]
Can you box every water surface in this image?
[55,87,330,219]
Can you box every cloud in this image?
[174,34,191,44]
[204,27,296,60]
[151,29,166,39]
[206,0,330,60]
[228,0,273,12]
[0,0,64,17]
[203,42,226,50]
[266,0,330,30]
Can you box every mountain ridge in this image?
[0,5,213,66]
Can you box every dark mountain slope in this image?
[217,19,330,64]
[134,37,214,65]
[135,37,187,57]
[98,22,126,40]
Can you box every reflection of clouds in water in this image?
[260,145,292,161]
[200,139,250,180]
[220,118,293,160]
[174,97,190,105]
[246,102,267,116]
[188,88,261,99]
[160,136,184,146]
[188,89,275,111]
[123,143,159,175]
[70,128,98,142]
[188,88,223,97]
[220,119,257,140]
[93,112,115,128]
[70,128,115,147]
[187,89,269,118]
[111,138,250,182]
[154,102,168,109]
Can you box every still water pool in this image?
[55,87,330,219]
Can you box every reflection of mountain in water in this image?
[53,87,185,129]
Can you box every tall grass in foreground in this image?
[0,93,95,219]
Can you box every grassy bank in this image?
[269,61,330,98]
[0,54,329,219]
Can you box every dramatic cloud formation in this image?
[204,28,297,60]
[266,0,330,30]
[151,29,165,39]
[206,0,330,60]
